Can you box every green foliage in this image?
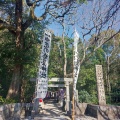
[77,30,120,105]
[77,45,105,104]
[0,84,3,95]
[0,96,16,105]
[0,20,46,101]
[101,32,120,105]
[20,21,47,102]
[0,96,4,104]
[48,36,73,78]
[77,66,98,104]
[4,98,16,104]
[23,81,35,103]
[110,80,120,104]
[0,30,15,97]
[21,43,41,102]
[48,35,64,78]
[49,72,58,78]
[66,37,73,74]
[79,90,97,103]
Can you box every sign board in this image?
[96,65,106,105]
[36,29,52,99]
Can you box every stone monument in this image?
[96,65,106,105]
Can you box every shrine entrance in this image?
[46,78,73,114]
[30,77,73,114]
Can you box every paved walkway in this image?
[24,101,97,120]
[33,102,71,120]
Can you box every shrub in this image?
[78,90,97,104]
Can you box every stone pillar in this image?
[96,65,106,105]
[33,98,39,114]
[66,81,70,114]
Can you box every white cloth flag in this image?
[73,29,80,86]
[36,29,52,99]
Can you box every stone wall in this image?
[75,103,120,120]
[97,105,120,120]
[75,103,88,115]
[85,104,98,118]
[0,103,21,119]
[0,103,32,120]
[85,104,120,120]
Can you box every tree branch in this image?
[0,18,16,34]
[22,18,33,31]
[30,3,47,21]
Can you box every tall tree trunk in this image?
[107,56,111,102]
[107,56,111,91]
[6,65,22,100]
[6,0,23,101]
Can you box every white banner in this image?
[36,29,52,99]
[73,29,80,86]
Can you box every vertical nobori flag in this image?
[36,29,52,99]
[73,29,80,86]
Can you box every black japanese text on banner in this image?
[73,29,80,89]
[35,29,52,99]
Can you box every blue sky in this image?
[35,0,120,41]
